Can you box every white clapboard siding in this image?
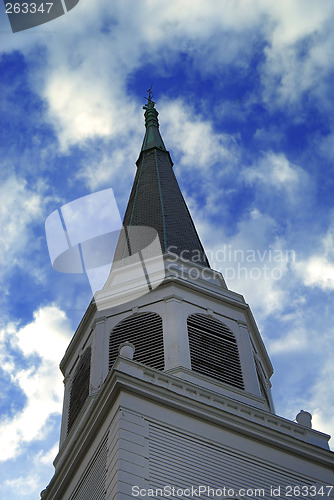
[69,434,108,500]
[149,423,315,499]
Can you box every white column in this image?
[59,374,71,450]
[90,316,108,393]
[237,322,262,397]
[163,295,191,370]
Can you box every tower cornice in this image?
[53,356,332,483]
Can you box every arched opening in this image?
[187,313,244,389]
[109,312,164,371]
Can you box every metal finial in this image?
[147,83,153,101]
[144,83,155,106]
[143,83,155,111]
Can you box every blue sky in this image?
[1,0,334,497]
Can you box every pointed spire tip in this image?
[140,85,166,152]
[143,83,155,110]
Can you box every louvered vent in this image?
[187,314,244,389]
[69,433,108,500]
[68,346,91,433]
[109,312,164,370]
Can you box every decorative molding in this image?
[163,294,183,303]
[93,316,107,327]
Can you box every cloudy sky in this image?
[1,0,334,497]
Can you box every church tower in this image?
[42,96,334,500]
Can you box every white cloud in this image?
[261,1,334,107]
[161,99,238,171]
[292,326,334,446]
[267,310,334,446]
[267,1,331,47]
[1,0,332,152]
[37,443,59,465]
[0,306,72,462]
[309,354,334,447]
[42,65,141,151]
[44,69,113,146]
[294,229,334,291]
[0,173,48,284]
[268,326,309,355]
[76,136,141,194]
[296,255,334,291]
[319,132,334,160]
[0,442,62,499]
[4,474,40,496]
[244,152,309,201]
[200,208,293,317]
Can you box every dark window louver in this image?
[68,346,91,433]
[109,312,164,371]
[187,314,244,389]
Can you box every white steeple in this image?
[41,99,334,500]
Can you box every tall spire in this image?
[113,93,210,268]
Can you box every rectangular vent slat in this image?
[189,317,234,332]
[189,344,242,362]
[191,358,243,374]
[192,363,244,379]
[190,357,243,374]
[112,319,160,333]
[190,328,237,344]
[190,321,235,337]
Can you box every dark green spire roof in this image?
[113,95,210,268]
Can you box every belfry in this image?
[42,95,334,499]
